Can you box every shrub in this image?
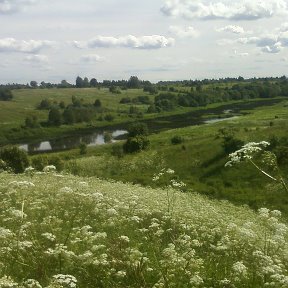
[123,136,150,153]
[127,122,148,137]
[0,88,13,101]
[79,142,87,155]
[171,135,184,145]
[0,146,29,173]
[31,155,64,172]
[104,114,114,122]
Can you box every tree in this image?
[94,99,102,108]
[0,146,29,173]
[59,80,72,88]
[30,81,38,88]
[127,76,141,89]
[62,108,75,124]
[76,76,84,88]
[123,122,149,153]
[83,77,90,88]
[127,122,148,137]
[48,107,62,126]
[123,136,150,153]
[38,98,52,110]
[90,78,98,87]
[25,115,39,128]
[0,88,13,101]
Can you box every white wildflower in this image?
[190,274,203,286]
[107,208,118,216]
[43,165,56,173]
[59,186,73,193]
[119,235,130,243]
[0,275,18,287]
[52,274,77,288]
[23,278,42,288]
[9,180,35,188]
[115,270,126,278]
[232,261,247,277]
[41,232,56,242]
[166,168,175,174]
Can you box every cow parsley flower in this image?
[52,274,77,288]
[43,165,56,173]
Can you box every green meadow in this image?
[1,83,288,287]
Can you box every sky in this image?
[1,0,288,84]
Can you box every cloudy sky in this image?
[1,0,288,84]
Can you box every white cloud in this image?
[216,25,245,34]
[24,54,48,64]
[232,50,249,57]
[261,42,283,53]
[73,35,175,50]
[0,38,54,53]
[0,0,36,14]
[169,25,199,38]
[161,0,288,21]
[279,23,288,32]
[80,54,106,63]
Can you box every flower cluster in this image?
[0,171,287,287]
[225,141,270,167]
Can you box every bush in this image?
[0,88,13,101]
[104,114,114,122]
[127,122,148,137]
[171,135,184,145]
[79,142,87,155]
[222,136,244,154]
[0,146,29,173]
[31,155,64,172]
[123,136,150,153]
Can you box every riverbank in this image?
[0,96,285,153]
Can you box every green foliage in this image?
[171,135,184,145]
[48,107,62,126]
[94,99,102,108]
[104,132,112,143]
[123,135,150,153]
[0,146,29,173]
[155,93,178,111]
[62,108,75,124]
[120,97,131,104]
[79,142,87,155]
[31,155,64,171]
[222,135,244,154]
[143,84,158,94]
[127,76,141,89]
[0,88,13,101]
[104,114,114,122]
[38,98,52,110]
[109,86,121,94]
[127,122,148,137]
[24,115,40,128]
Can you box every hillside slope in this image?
[1,170,288,287]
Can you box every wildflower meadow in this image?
[0,165,288,287]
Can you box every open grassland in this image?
[1,170,288,287]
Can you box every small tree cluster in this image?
[0,146,29,173]
[0,88,13,101]
[123,122,149,153]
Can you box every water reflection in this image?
[19,130,127,153]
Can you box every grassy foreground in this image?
[1,170,288,287]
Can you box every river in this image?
[19,98,283,153]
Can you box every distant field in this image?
[0,88,150,126]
